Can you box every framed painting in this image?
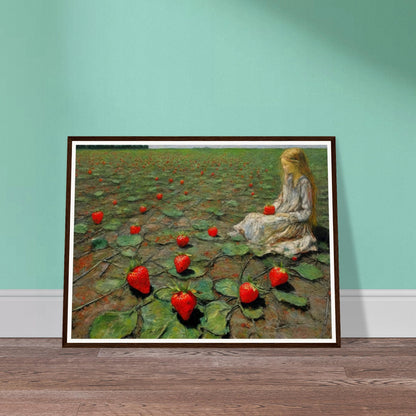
[63,137,340,347]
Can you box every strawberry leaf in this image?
[154,287,174,302]
[189,278,215,301]
[194,232,219,242]
[140,300,175,339]
[192,220,211,231]
[168,266,205,280]
[273,289,308,308]
[291,263,323,280]
[91,238,108,251]
[89,310,137,339]
[116,234,143,247]
[126,195,141,202]
[214,279,239,298]
[121,248,136,258]
[95,278,125,295]
[74,223,88,234]
[200,301,232,336]
[221,242,250,256]
[316,253,330,265]
[103,219,122,231]
[94,191,104,197]
[241,304,264,320]
[162,320,199,339]
[162,208,184,218]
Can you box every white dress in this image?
[231,174,318,257]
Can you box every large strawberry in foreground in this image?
[171,291,197,321]
[269,266,289,287]
[127,266,150,294]
[174,255,191,273]
[239,282,259,303]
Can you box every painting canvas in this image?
[63,137,339,347]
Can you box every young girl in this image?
[229,147,318,257]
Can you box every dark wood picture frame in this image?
[63,137,340,347]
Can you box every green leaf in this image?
[194,232,218,242]
[201,332,222,339]
[221,242,250,256]
[103,219,122,231]
[162,208,184,218]
[316,253,330,265]
[231,233,245,242]
[121,248,136,258]
[89,310,137,339]
[116,234,143,247]
[91,238,108,250]
[126,195,141,202]
[226,200,238,207]
[318,241,329,251]
[95,278,125,294]
[154,287,174,302]
[273,289,308,308]
[192,220,211,231]
[206,207,224,216]
[189,278,215,301]
[292,263,324,280]
[94,191,104,197]
[74,223,88,234]
[241,305,264,320]
[200,301,232,336]
[111,179,121,184]
[162,320,199,339]
[168,266,205,280]
[140,300,175,339]
[215,279,239,298]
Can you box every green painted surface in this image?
[0,0,415,289]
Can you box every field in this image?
[70,146,332,340]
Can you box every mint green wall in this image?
[1,0,415,289]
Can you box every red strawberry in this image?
[155,177,159,181]
[184,191,188,195]
[169,178,173,183]
[99,178,103,182]
[249,183,253,187]
[88,169,92,174]
[91,211,104,224]
[200,171,204,175]
[292,256,298,261]
[180,180,184,185]
[251,192,255,196]
[269,266,289,287]
[127,266,150,294]
[263,205,276,215]
[140,206,147,213]
[112,200,117,205]
[174,254,191,273]
[156,193,163,200]
[171,291,197,320]
[239,282,259,303]
[176,235,189,248]
[207,226,218,237]
[130,225,141,234]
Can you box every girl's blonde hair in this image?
[280,148,317,226]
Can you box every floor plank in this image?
[0,338,414,415]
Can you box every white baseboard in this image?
[0,289,415,338]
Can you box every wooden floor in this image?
[0,339,415,415]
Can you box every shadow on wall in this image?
[254,0,416,85]
[336,146,369,336]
